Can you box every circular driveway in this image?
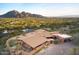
[37,42,77,55]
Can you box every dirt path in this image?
[37,42,77,55]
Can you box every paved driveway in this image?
[37,42,77,55]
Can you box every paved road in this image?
[37,42,77,55]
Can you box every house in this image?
[6,29,54,55]
[6,29,72,55]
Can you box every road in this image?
[37,42,77,55]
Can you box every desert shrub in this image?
[72,33,79,46]
[70,47,79,55]
[54,39,60,44]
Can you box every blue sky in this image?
[0,3,79,16]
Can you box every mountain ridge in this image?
[0,10,44,18]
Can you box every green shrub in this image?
[54,39,60,44]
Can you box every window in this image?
[22,43,32,52]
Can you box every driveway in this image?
[36,42,77,55]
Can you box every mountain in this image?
[0,10,44,18]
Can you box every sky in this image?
[0,3,79,17]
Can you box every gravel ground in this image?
[36,42,78,55]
